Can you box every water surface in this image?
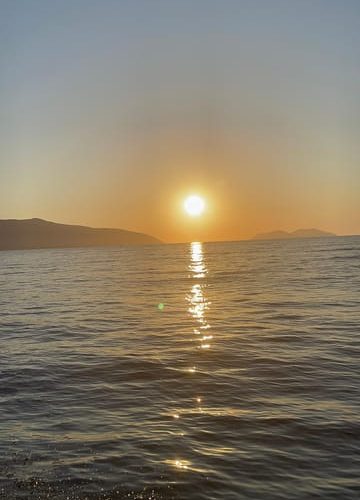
[1,237,359,499]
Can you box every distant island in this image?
[253,228,336,241]
[0,218,161,251]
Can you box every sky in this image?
[1,0,359,242]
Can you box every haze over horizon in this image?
[1,0,359,243]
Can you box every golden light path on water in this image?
[171,241,212,472]
[188,242,212,350]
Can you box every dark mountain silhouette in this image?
[253,228,336,241]
[0,218,161,251]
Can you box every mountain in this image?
[0,218,161,251]
[291,229,336,238]
[253,228,336,241]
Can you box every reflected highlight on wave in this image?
[168,242,213,474]
[187,242,212,350]
[188,241,207,278]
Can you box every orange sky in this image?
[1,1,359,242]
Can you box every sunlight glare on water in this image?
[187,242,212,352]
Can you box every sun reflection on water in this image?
[166,458,191,471]
[187,242,212,350]
[166,242,213,474]
[189,241,207,278]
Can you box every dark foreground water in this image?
[0,237,360,499]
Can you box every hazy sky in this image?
[1,0,359,242]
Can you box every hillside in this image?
[253,228,336,241]
[0,218,161,251]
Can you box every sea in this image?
[0,237,359,499]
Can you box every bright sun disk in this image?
[184,195,205,217]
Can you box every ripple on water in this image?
[0,237,360,499]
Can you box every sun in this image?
[184,195,205,217]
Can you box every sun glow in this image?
[184,195,205,217]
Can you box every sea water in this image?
[0,237,359,499]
